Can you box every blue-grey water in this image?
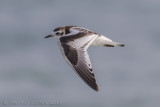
[0,0,160,107]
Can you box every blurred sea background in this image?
[0,0,160,107]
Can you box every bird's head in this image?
[45,26,66,38]
[45,26,78,39]
[45,25,76,39]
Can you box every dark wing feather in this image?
[59,32,99,91]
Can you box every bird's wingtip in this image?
[95,88,99,92]
[93,85,99,92]
[118,44,125,47]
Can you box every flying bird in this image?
[45,26,125,91]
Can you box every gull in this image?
[45,26,125,91]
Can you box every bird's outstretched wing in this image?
[58,32,99,91]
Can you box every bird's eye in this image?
[56,32,60,35]
[56,32,63,36]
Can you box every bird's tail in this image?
[116,43,125,47]
[104,42,125,47]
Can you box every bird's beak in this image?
[44,34,55,38]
